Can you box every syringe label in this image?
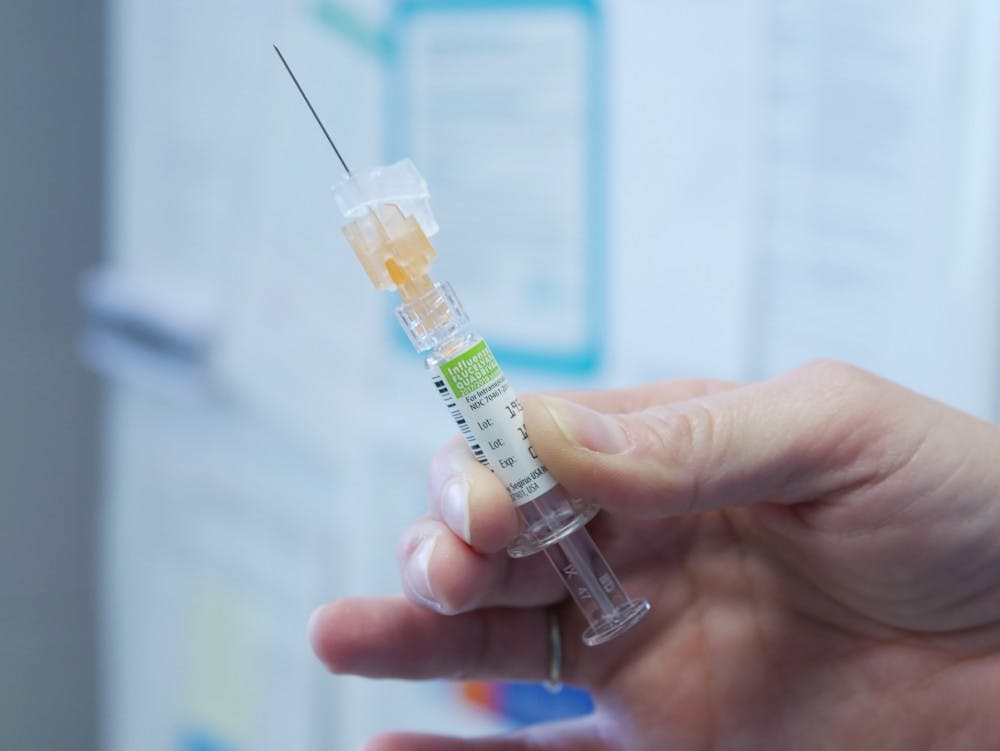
[431,341,558,506]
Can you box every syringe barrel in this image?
[398,281,650,644]
[400,282,599,557]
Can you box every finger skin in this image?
[397,518,564,614]
[543,377,737,414]
[309,596,554,682]
[521,360,927,518]
[429,435,520,554]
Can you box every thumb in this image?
[521,360,925,518]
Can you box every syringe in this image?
[276,48,649,646]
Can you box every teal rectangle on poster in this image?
[386,0,607,374]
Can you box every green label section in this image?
[441,341,502,398]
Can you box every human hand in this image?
[309,361,1000,750]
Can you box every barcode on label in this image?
[433,376,489,465]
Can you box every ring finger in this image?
[309,595,602,686]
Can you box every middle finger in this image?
[398,518,565,614]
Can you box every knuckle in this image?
[793,358,882,415]
[795,358,871,392]
[640,401,723,467]
[634,402,726,511]
[395,520,432,566]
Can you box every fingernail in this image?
[540,396,630,454]
[404,534,442,611]
[441,479,471,544]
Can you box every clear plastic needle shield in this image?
[332,159,650,646]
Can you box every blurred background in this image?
[3,0,1000,749]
